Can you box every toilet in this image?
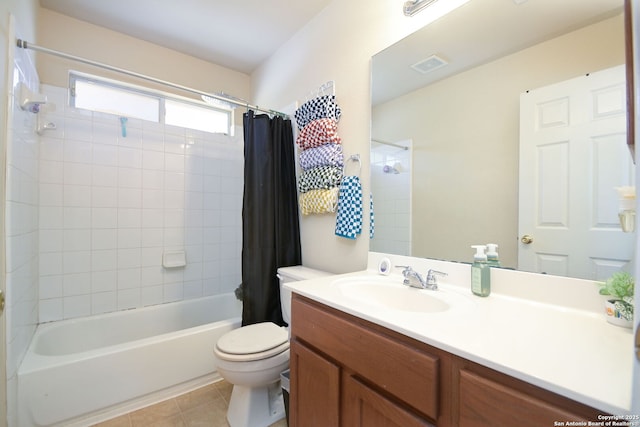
[213,266,331,427]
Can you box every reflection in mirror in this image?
[371,0,633,279]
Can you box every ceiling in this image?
[372,0,624,105]
[39,0,332,74]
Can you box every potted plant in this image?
[598,271,634,328]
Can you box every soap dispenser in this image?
[486,243,500,268]
[471,245,490,297]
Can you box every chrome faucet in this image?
[398,266,447,290]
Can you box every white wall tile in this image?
[39,298,63,323]
[63,229,91,251]
[117,208,141,228]
[117,267,141,289]
[92,165,118,187]
[39,137,64,161]
[141,285,163,306]
[63,294,91,319]
[118,167,142,188]
[117,146,142,168]
[92,143,118,166]
[39,160,63,183]
[141,208,164,228]
[92,207,118,229]
[91,232,118,250]
[63,251,91,274]
[117,288,140,310]
[142,169,164,189]
[63,272,91,296]
[64,185,92,207]
[91,291,117,315]
[164,172,184,191]
[92,270,117,292]
[64,163,92,185]
[63,207,91,228]
[91,249,117,271]
[91,187,118,208]
[64,140,92,163]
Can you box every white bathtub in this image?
[18,293,242,427]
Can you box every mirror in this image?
[371,0,631,278]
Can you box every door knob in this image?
[520,234,534,244]
[0,290,4,315]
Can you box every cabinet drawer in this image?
[292,296,439,419]
[458,369,599,427]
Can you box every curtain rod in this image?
[371,139,409,150]
[16,39,288,118]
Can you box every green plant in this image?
[599,272,634,321]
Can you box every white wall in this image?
[252,0,442,273]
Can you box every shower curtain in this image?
[241,110,302,326]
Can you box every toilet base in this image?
[227,380,285,427]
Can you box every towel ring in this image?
[344,154,361,176]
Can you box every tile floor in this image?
[92,380,288,427]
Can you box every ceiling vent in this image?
[411,54,449,74]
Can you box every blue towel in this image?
[335,175,363,239]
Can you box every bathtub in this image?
[18,293,242,427]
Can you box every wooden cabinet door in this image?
[289,339,340,427]
[458,369,600,427]
[342,374,434,427]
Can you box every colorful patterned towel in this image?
[299,187,339,215]
[294,95,342,130]
[298,166,343,193]
[335,176,363,239]
[296,118,341,150]
[299,143,344,171]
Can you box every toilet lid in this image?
[216,322,288,356]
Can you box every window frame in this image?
[69,71,235,135]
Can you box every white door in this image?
[519,65,635,280]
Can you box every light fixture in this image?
[403,0,471,19]
[403,0,438,17]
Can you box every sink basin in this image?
[333,276,468,313]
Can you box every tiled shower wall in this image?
[38,84,244,322]
[6,33,40,426]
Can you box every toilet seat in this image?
[215,322,289,362]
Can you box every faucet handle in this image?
[396,265,413,276]
[426,269,447,285]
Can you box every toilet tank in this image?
[277,266,331,325]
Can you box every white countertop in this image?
[284,262,634,415]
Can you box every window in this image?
[69,72,234,135]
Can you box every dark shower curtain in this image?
[241,110,302,326]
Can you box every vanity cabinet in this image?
[290,294,450,426]
[290,294,605,427]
